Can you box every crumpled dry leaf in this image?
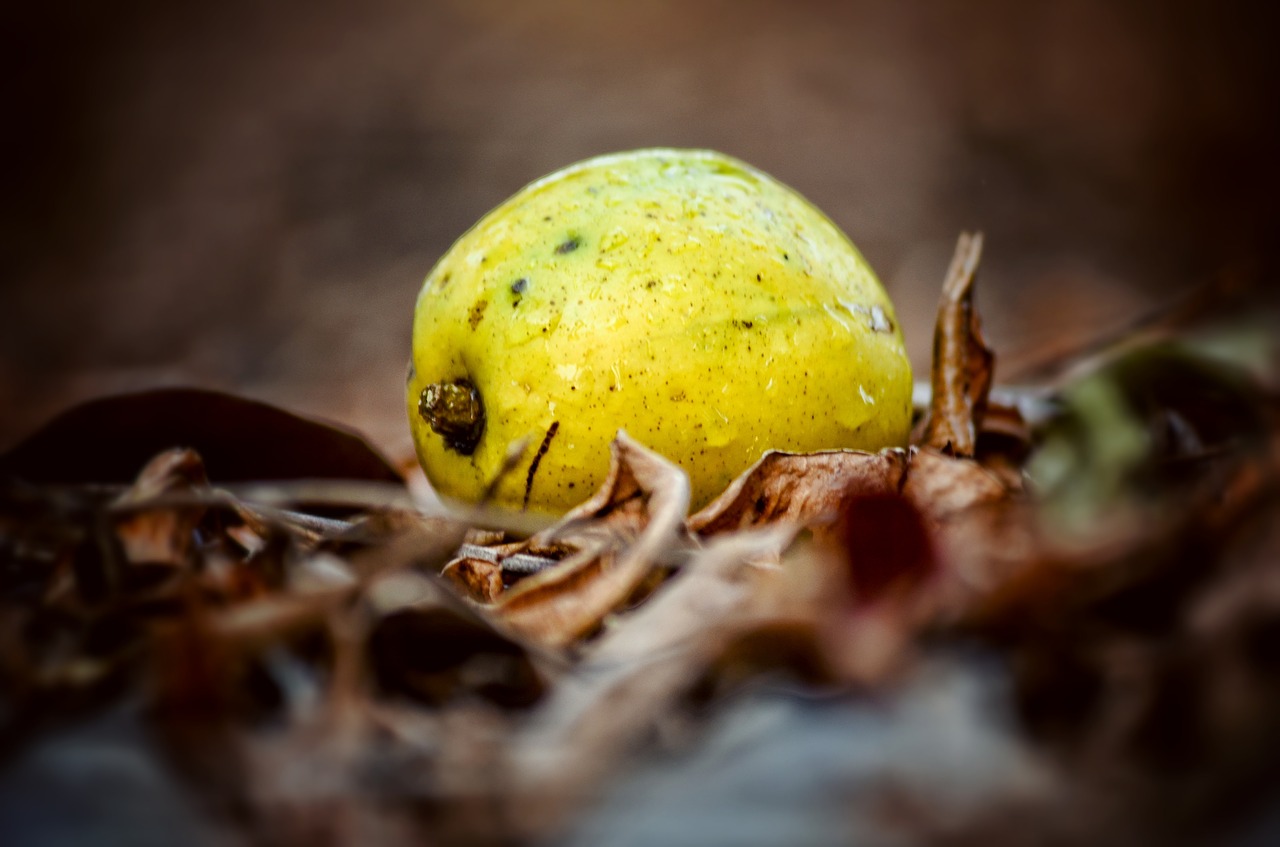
[688,449,905,536]
[112,448,209,567]
[509,526,797,828]
[492,432,691,648]
[687,443,1012,541]
[919,231,994,457]
[673,436,1027,669]
[684,447,1022,683]
[897,448,1038,624]
[902,448,1010,525]
[440,556,505,603]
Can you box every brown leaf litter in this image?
[2,233,1278,845]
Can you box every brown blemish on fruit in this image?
[469,299,489,330]
[522,420,560,510]
[555,236,581,254]
[419,379,485,455]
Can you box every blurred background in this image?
[3,0,1277,462]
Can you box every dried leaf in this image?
[688,449,906,536]
[369,606,545,709]
[920,232,994,456]
[3,236,1277,847]
[0,387,402,487]
[440,557,505,603]
[903,447,1010,525]
[447,539,572,585]
[589,525,798,666]
[337,510,466,585]
[687,444,1010,544]
[510,527,795,821]
[494,432,691,648]
[818,493,943,683]
[836,492,937,607]
[112,448,209,567]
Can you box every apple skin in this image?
[408,149,912,514]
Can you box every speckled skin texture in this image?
[408,149,912,514]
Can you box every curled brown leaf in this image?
[113,448,210,568]
[494,432,691,648]
[441,557,505,603]
[903,448,1010,526]
[688,449,906,536]
[920,231,994,457]
[509,526,797,821]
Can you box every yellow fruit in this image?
[408,149,912,514]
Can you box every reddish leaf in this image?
[0,387,402,487]
[836,492,937,607]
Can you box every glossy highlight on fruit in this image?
[408,149,913,514]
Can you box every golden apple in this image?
[408,149,911,513]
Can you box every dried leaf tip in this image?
[920,231,994,458]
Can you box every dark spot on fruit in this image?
[419,379,485,455]
[511,277,528,294]
[438,271,452,289]
[645,279,658,289]
[555,236,581,254]
[756,273,762,282]
[733,320,754,330]
[468,299,489,330]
